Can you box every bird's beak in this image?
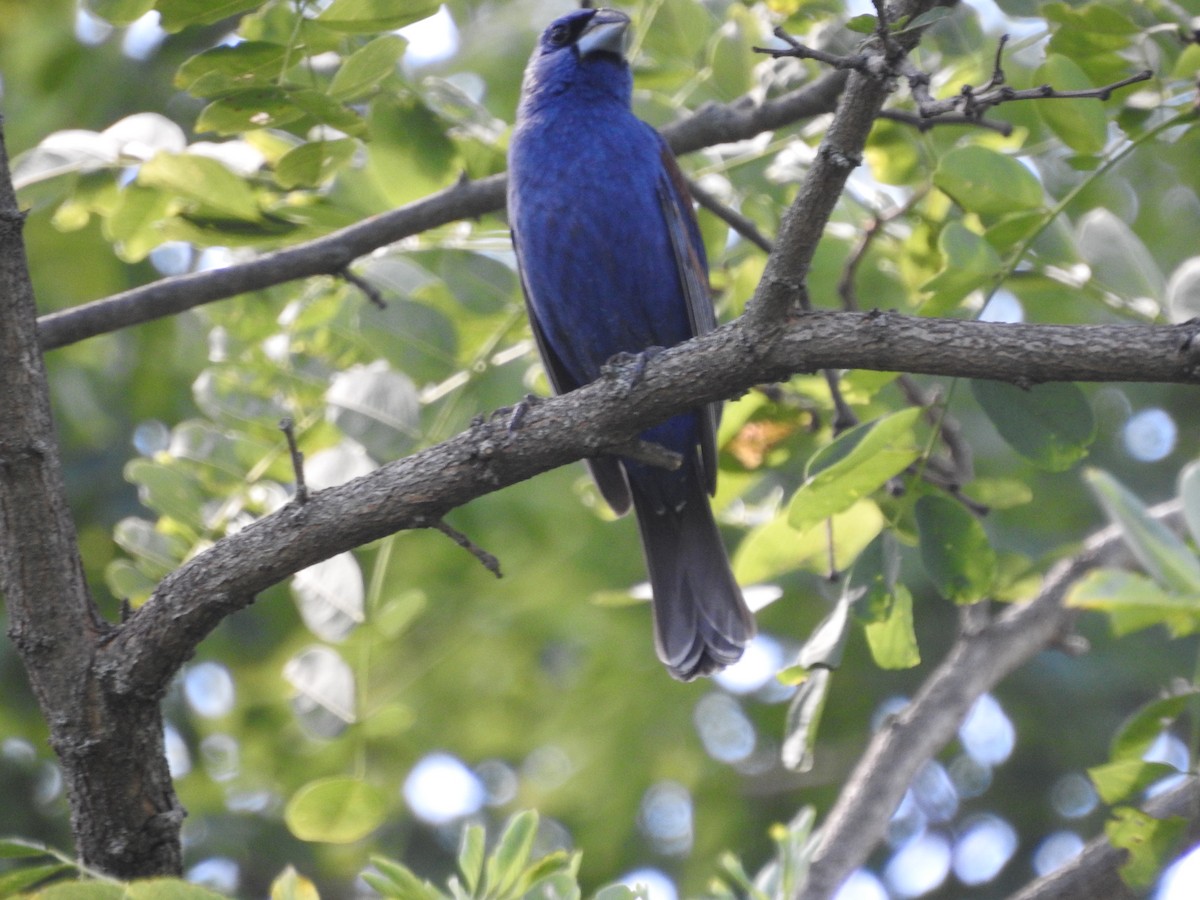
[576,9,631,60]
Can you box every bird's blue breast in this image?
[510,104,694,388]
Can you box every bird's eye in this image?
[546,24,571,47]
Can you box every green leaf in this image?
[920,222,1003,314]
[156,0,265,31]
[933,146,1044,217]
[457,824,485,895]
[849,530,901,622]
[781,667,831,772]
[1067,568,1200,637]
[269,867,321,900]
[972,380,1095,471]
[0,863,73,895]
[124,459,206,532]
[1181,459,1200,549]
[1111,692,1197,761]
[845,14,877,33]
[104,558,157,605]
[959,478,1033,511]
[324,361,421,460]
[1035,55,1109,155]
[1076,209,1165,302]
[196,88,306,134]
[592,887,639,900]
[734,502,884,584]
[287,89,368,137]
[275,140,358,189]
[522,870,579,900]
[593,887,639,900]
[795,589,854,670]
[0,837,53,859]
[1084,469,1200,594]
[114,517,190,578]
[284,778,388,843]
[485,811,539,898]
[516,851,577,899]
[788,408,923,532]
[864,584,920,669]
[104,184,175,262]
[365,857,441,900]
[175,42,290,97]
[317,0,440,32]
[895,7,954,33]
[28,885,125,899]
[138,153,262,222]
[330,35,407,101]
[1088,760,1182,805]
[707,8,756,102]
[1105,807,1187,889]
[915,495,996,604]
[85,0,153,25]
[127,881,228,898]
[416,248,519,315]
[1043,1,1138,36]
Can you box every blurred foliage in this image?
[3,0,1200,898]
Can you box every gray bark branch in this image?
[0,119,182,878]
[797,506,1182,898]
[103,312,1200,697]
[35,72,847,351]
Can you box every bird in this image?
[507,7,755,680]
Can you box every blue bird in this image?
[507,7,755,680]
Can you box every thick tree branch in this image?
[798,503,1185,900]
[747,0,939,328]
[100,312,1200,696]
[1007,776,1200,900]
[0,119,182,878]
[35,73,847,351]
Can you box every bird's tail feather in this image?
[632,484,755,681]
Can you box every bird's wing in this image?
[655,138,720,497]
[512,229,633,516]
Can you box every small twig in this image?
[896,375,972,482]
[606,439,683,471]
[754,27,874,73]
[837,189,926,312]
[879,108,1014,135]
[904,41,1152,123]
[686,177,774,254]
[824,518,838,581]
[430,519,502,578]
[278,417,308,504]
[823,370,859,434]
[339,266,386,309]
[979,33,1010,93]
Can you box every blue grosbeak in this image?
[507,7,755,680]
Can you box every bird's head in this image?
[518,7,633,110]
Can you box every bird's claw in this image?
[506,394,539,433]
[604,347,664,398]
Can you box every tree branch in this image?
[798,502,1185,899]
[747,0,940,328]
[35,73,848,351]
[1006,776,1200,900]
[0,118,182,878]
[99,311,1200,697]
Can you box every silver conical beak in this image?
[576,9,631,60]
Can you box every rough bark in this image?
[0,118,183,877]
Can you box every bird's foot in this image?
[603,346,665,398]
[505,393,539,433]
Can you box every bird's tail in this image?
[631,481,755,681]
